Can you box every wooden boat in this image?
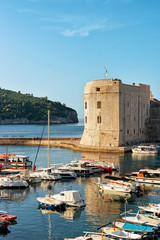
[0,211,17,222]
[37,195,66,210]
[125,168,160,184]
[50,190,86,207]
[132,145,158,154]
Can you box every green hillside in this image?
[0,88,78,123]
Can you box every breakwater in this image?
[0,137,131,153]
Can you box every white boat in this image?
[58,160,100,176]
[125,168,160,184]
[64,231,111,240]
[0,176,28,189]
[139,203,160,217]
[97,178,136,193]
[37,195,66,210]
[51,166,77,179]
[50,190,86,207]
[132,145,158,154]
[30,167,61,181]
[80,157,119,172]
[122,210,160,227]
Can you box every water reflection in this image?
[0,188,29,201]
[39,207,84,220]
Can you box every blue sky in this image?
[0,0,160,118]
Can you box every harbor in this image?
[0,124,160,239]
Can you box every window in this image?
[127,102,129,108]
[134,116,136,122]
[85,116,87,123]
[85,102,87,109]
[97,101,101,109]
[96,87,100,91]
[134,129,135,134]
[97,116,101,123]
[127,129,129,134]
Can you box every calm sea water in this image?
[0,121,160,240]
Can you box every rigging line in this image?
[33,125,45,166]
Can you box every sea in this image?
[0,119,160,240]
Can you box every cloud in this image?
[61,23,105,37]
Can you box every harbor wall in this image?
[0,137,131,153]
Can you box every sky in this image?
[0,0,160,118]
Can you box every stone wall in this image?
[80,78,150,147]
[146,98,160,142]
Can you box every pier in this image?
[0,137,131,153]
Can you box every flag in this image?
[105,67,107,76]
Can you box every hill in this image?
[0,88,78,124]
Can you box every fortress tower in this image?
[80,78,150,147]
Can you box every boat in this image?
[132,145,158,154]
[138,203,160,218]
[80,157,119,172]
[122,210,160,229]
[0,211,17,222]
[97,222,146,239]
[58,160,100,176]
[97,178,138,193]
[113,218,158,237]
[51,166,77,179]
[49,190,86,207]
[37,195,66,210]
[125,168,160,184]
[0,176,29,189]
[0,153,32,169]
[30,167,61,181]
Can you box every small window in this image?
[97,116,101,123]
[134,129,135,134]
[134,116,136,122]
[85,102,87,109]
[97,101,101,109]
[96,87,100,91]
[127,102,129,108]
[85,116,87,123]
[127,129,129,134]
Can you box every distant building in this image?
[80,78,150,147]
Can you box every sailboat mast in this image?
[48,110,50,168]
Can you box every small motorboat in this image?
[113,218,158,237]
[30,167,61,181]
[50,190,86,207]
[139,203,160,217]
[0,176,28,189]
[37,195,66,210]
[132,145,158,154]
[125,168,160,185]
[0,211,17,222]
[97,178,137,193]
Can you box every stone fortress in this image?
[80,78,151,148]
